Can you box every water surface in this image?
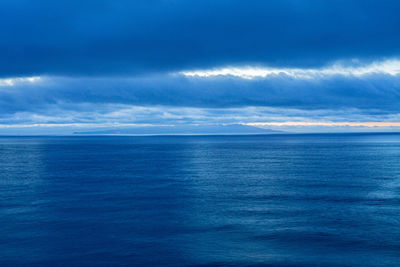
[1,133,400,266]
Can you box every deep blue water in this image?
[1,133,400,266]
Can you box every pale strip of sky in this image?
[0,123,173,128]
[1,122,400,128]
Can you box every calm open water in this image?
[1,133,400,266]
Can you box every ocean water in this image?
[1,133,400,266]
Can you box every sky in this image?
[1,0,400,134]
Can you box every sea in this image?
[0,133,400,266]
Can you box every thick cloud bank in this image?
[1,63,400,130]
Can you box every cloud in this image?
[0,76,41,86]
[2,102,400,127]
[1,104,400,134]
[1,65,400,116]
[181,59,400,79]
[0,0,400,77]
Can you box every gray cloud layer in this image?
[1,72,400,129]
[1,73,400,113]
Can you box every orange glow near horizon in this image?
[244,122,400,127]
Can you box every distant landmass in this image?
[74,124,280,135]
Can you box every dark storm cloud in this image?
[0,0,400,77]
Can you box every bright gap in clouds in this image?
[0,76,41,86]
[181,59,400,79]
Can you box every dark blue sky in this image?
[1,0,400,133]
